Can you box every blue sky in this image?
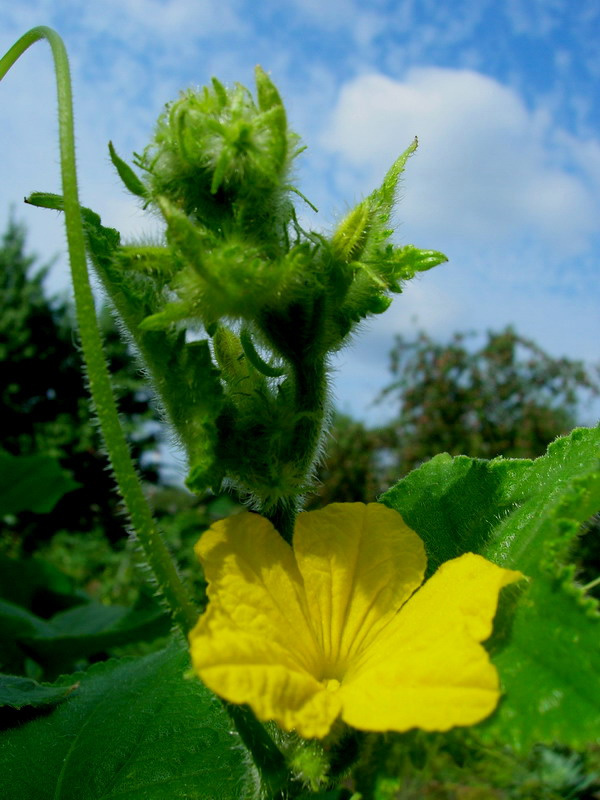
[1,0,599,429]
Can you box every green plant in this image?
[0,26,598,800]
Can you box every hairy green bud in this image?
[135,66,299,248]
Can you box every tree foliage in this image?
[381,328,600,471]
[315,328,600,505]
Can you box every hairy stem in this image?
[225,704,290,797]
[261,356,328,544]
[292,356,328,480]
[264,500,298,545]
[0,27,198,633]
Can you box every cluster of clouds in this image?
[320,67,600,418]
[322,68,599,256]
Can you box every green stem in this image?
[264,500,298,545]
[225,704,289,797]
[0,27,198,634]
[292,357,328,476]
[261,357,328,545]
[582,574,600,593]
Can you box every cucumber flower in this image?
[189,503,522,739]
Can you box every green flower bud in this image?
[137,66,299,239]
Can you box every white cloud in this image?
[319,66,600,419]
[321,68,600,261]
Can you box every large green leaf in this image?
[0,554,86,613]
[0,640,254,799]
[0,674,78,709]
[0,595,170,675]
[381,426,600,750]
[0,451,79,515]
[22,600,172,663]
[0,598,52,641]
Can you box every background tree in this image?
[314,327,600,504]
[0,216,162,549]
[379,327,600,475]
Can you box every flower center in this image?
[324,678,341,693]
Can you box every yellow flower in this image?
[189,502,522,739]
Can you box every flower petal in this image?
[340,553,523,732]
[190,604,341,738]
[193,511,319,673]
[293,503,426,673]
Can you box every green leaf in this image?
[0,674,78,709]
[0,598,55,640]
[254,65,284,114]
[485,564,600,750]
[381,453,524,578]
[0,594,170,673]
[108,140,147,198]
[0,598,56,674]
[330,201,370,262]
[382,427,600,578]
[381,426,600,750]
[0,640,254,799]
[330,139,418,265]
[0,451,79,515]
[0,555,84,612]
[365,138,418,243]
[23,600,172,665]
[381,245,448,290]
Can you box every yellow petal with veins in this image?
[195,511,319,673]
[293,503,426,673]
[340,553,523,732]
[190,605,341,738]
